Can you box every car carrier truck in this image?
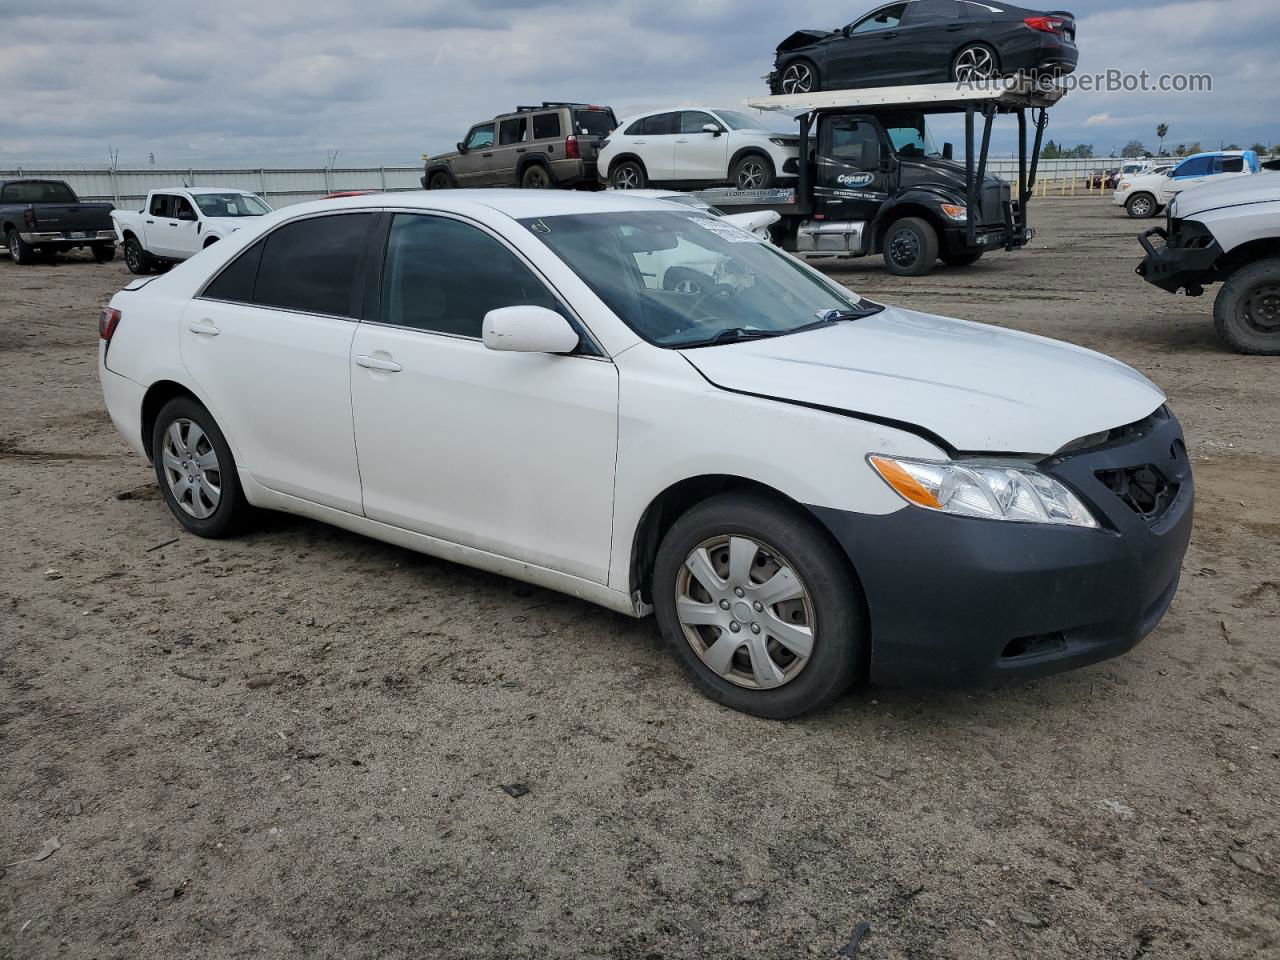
[690,79,1063,276]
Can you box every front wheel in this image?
[427,171,453,190]
[1214,258,1280,355]
[732,153,775,190]
[882,217,939,277]
[92,243,117,263]
[653,493,866,719]
[1126,193,1158,219]
[609,160,647,190]
[777,59,820,95]
[152,397,251,538]
[123,237,152,275]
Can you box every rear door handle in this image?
[188,320,220,337]
[354,354,402,373]
[676,138,690,143]
[516,147,527,153]
[945,24,963,31]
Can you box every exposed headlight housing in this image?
[940,203,968,221]
[869,455,1099,528]
[768,137,791,147]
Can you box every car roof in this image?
[277,188,684,220]
[1182,150,1246,160]
[156,186,256,195]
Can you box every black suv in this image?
[423,102,617,190]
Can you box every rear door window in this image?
[907,0,962,23]
[253,213,375,318]
[642,113,678,136]
[1215,156,1244,173]
[680,111,718,134]
[532,113,562,140]
[498,117,527,146]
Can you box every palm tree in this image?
[1156,123,1169,156]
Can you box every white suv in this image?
[599,108,799,191]
[1114,150,1260,219]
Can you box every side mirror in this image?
[457,141,468,154]
[942,142,954,160]
[177,209,197,222]
[483,305,580,354]
[702,123,723,137]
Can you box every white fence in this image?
[0,165,424,210]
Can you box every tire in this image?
[427,171,454,190]
[609,159,647,190]
[123,236,152,275]
[882,217,939,277]
[951,43,1000,83]
[776,58,820,96]
[92,243,116,263]
[662,267,715,295]
[520,163,554,189]
[1213,258,1280,355]
[6,228,34,265]
[1126,193,1158,219]
[151,397,251,539]
[940,248,983,267]
[731,153,776,190]
[653,493,866,719]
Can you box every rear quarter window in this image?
[202,238,265,303]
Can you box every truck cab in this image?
[114,188,272,274]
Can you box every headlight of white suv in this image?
[869,455,1099,528]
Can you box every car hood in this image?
[1172,172,1280,218]
[204,216,261,231]
[680,307,1165,455]
[776,29,836,53]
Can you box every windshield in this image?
[883,113,942,159]
[715,110,767,132]
[193,193,271,217]
[520,211,864,348]
[572,109,615,137]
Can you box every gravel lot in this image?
[2,197,1277,959]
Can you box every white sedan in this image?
[599,108,798,191]
[98,190,1193,718]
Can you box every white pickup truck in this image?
[113,187,272,274]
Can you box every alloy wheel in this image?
[523,166,551,189]
[673,278,704,294]
[736,159,766,190]
[612,165,640,189]
[161,418,222,519]
[7,231,23,264]
[1130,197,1153,217]
[953,45,996,82]
[781,63,814,95]
[1242,282,1280,334]
[674,534,815,690]
[125,241,142,272]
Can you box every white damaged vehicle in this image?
[113,187,272,274]
[98,190,1192,718]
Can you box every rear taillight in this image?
[565,135,580,159]
[99,307,121,341]
[1024,15,1065,32]
[23,208,36,228]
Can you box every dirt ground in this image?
[2,198,1277,960]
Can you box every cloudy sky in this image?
[1,0,1276,168]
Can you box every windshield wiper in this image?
[678,303,885,349]
[680,327,788,348]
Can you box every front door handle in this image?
[188,320,220,337]
[481,152,493,158]
[516,147,527,153]
[881,31,899,38]
[354,354,403,373]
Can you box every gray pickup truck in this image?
[1,179,116,264]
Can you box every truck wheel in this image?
[652,492,866,719]
[92,243,116,263]
[1126,193,1158,219]
[609,160,647,190]
[732,154,775,190]
[882,217,938,277]
[427,171,454,190]
[941,249,983,267]
[123,237,152,275]
[1213,258,1280,355]
[6,228,34,265]
[520,164,554,189]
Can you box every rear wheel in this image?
[732,153,775,190]
[520,164,554,189]
[123,237,152,274]
[92,243,116,263]
[1214,259,1280,355]
[951,44,1000,83]
[1126,193,1158,219]
[609,160,647,190]
[882,217,939,276]
[777,59,820,95]
[152,397,251,538]
[6,228,34,265]
[653,493,865,719]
